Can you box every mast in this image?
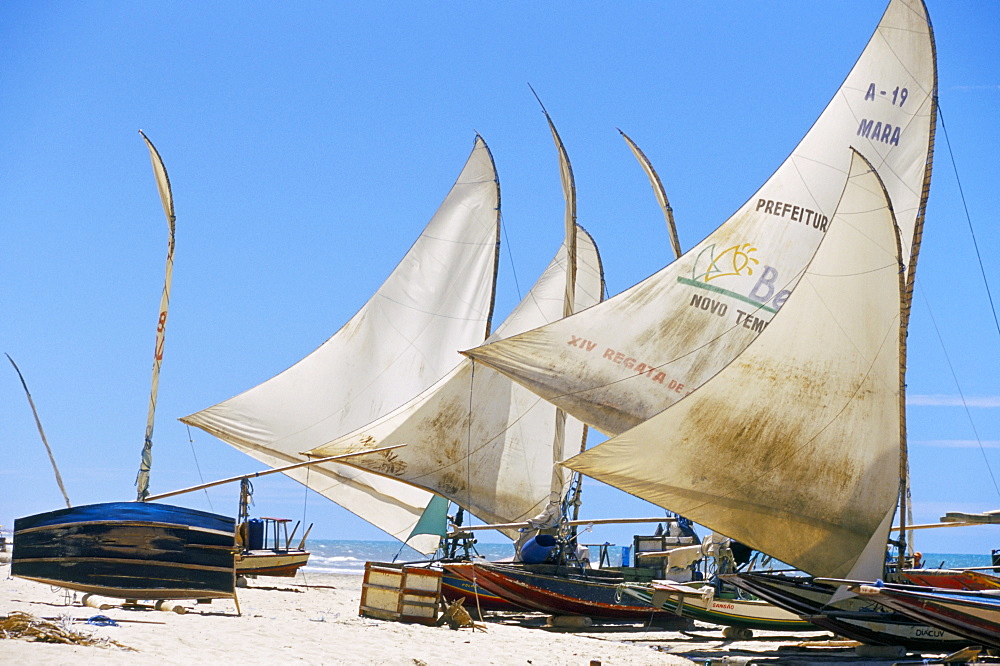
[135,130,176,502]
[7,354,71,508]
[895,4,939,573]
[530,87,579,514]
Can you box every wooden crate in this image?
[360,562,441,625]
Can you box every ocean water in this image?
[304,540,515,575]
[301,541,996,576]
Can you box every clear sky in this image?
[2,1,998,556]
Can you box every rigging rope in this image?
[939,106,1000,338]
[917,282,1000,500]
[925,105,1000,501]
[500,214,523,303]
[185,424,213,512]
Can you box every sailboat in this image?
[181,136,503,556]
[611,145,918,637]
[309,107,712,621]
[11,132,239,602]
[854,581,1000,648]
[233,477,311,579]
[458,0,946,640]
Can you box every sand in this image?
[0,562,709,665]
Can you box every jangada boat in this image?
[855,583,1000,649]
[234,478,310,580]
[461,0,965,646]
[11,133,239,603]
[302,103,713,620]
[12,501,236,601]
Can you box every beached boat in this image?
[463,0,952,645]
[12,501,237,600]
[855,583,1000,649]
[304,105,712,618]
[732,571,970,651]
[11,132,239,601]
[618,580,811,637]
[444,560,679,621]
[234,478,310,579]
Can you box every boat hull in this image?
[620,582,814,632]
[236,550,309,578]
[12,502,237,600]
[727,572,971,651]
[439,567,524,612]
[858,585,1000,649]
[444,561,677,621]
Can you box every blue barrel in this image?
[247,518,265,550]
[621,545,631,567]
[519,534,556,564]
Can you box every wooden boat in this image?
[443,561,680,621]
[11,133,239,603]
[12,501,236,600]
[300,100,711,619]
[856,583,1000,649]
[234,478,310,579]
[729,571,971,651]
[465,0,954,646]
[235,516,309,578]
[618,580,812,636]
[439,567,525,612]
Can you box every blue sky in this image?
[2,1,998,556]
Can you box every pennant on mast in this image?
[136,130,176,502]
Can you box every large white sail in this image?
[307,226,603,534]
[465,0,935,437]
[181,136,501,554]
[567,150,904,581]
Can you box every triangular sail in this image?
[566,150,904,581]
[464,0,935,437]
[307,227,604,536]
[181,136,501,554]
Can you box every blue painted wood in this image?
[12,501,237,600]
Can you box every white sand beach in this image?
[1,563,709,665]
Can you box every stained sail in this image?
[181,136,501,554]
[306,226,603,534]
[566,150,904,581]
[464,0,935,437]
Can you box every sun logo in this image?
[692,243,759,282]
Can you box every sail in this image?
[464,0,935,437]
[136,130,177,501]
[181,136,501,554]
[619,130,682,260]
[566,150,904,581]
[307,226,604,535]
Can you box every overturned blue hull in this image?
[12,501,237,600]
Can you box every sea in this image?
[301,540,995,576]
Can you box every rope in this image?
[939,106,1000,338]
[917,282,1000,499]
[185,424,213,512]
